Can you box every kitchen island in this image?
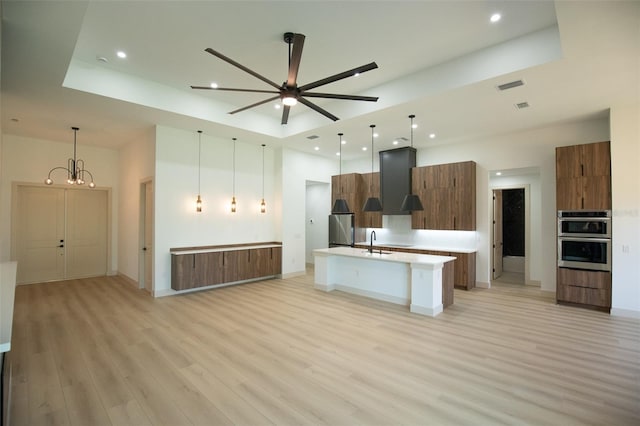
[313,247,455,317]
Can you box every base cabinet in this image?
[354,245,476,291]
[557,268,611,310]
[171,245,282,291]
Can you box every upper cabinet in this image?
[331,172,382,228]
[556,141,611,210]
[411,161,476,231]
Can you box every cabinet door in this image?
[194,252,224,287]
[171,254,195,290]
[452,252,475,290]
[557,268,611,308]
[582,141,611,177]
[411,167,426,229]
[224,250,250,282]
[270,247,282,275]
[249,247,273,279]
[452,162,476,230]
[361,172,382,228]
[556,145,582,179]
[582,175,611,210]
[556,178,583,210]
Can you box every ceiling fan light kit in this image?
[192,32,379,124]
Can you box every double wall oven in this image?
[557,210,611,272]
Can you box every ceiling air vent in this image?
[497,79,524,91]
[306,135,319,140]
[515,102,530,109]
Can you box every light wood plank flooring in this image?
[8,272,640,425]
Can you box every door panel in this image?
[493,190,503,280]
[144,182,153,292]
[16,187,65,283]
[66,189,108,278]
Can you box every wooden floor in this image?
[8,272,640,425]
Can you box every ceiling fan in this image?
[191,32,379,125]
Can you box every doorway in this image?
[139,180,154,293]
[13,185,109,284]
[492,186,528,285]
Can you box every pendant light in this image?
[260,144,266,213]
[44,126,96,188]
[196,130,203,212]
[363,124,383,212]
[231,137,237,213]
[400,114,424,212]
[331,133,350,214]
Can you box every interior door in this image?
[15,186,65,283]
[66,189,108,278]
[144,181,153,292]
[493,190,503,279]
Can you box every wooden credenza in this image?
[170,243,282,291]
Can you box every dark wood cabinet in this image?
[331,172,382,228]
[556,141,611,210]
[171,244,282,291]
[557,268,611,310]
[411,161,476,230]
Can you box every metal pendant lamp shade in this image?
[332,132,351,214]
[363,124,383,212]
[400,194,423,211]
[401,114,424,212]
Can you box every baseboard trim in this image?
[525,279,541,287]
[116,273,139,289]
[476,281,490,289]
[611,307,640,319]
[410,303,443,317]
[154,275,278,298]
[281,270,306,279]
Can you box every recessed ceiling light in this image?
[336,152,340,156]
[96,56,108,63]
[490,13,501,23]
[496,171,502,176]
[429,133,436,139]
[116,50,127,59]
[373,133,379,138]
[210,82,218,89]
[354,72,360,77]
[341,140,346,145]
[314,146,320,151]
[362,147,367,151]
[393,140,399,145]
[274,103,281,109]
[411,123,418,129]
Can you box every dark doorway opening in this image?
[503,188,525,257]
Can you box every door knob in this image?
[59,244,64,248]
[142,247,147,251]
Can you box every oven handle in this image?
[558,236,611,243]
[558,217,611,222]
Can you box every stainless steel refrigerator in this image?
[329,214,355,247]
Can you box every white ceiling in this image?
[1,1,638,161]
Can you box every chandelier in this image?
[44,127,96,188]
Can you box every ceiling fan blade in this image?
[191,86,280,94]
[228,95,280,115]
[298,97,339,121]
[287,33,305,87]
[281,106,291,125]
[205,47,282,90]
[298,62,378,92]
[301,92,379,102]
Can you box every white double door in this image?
[15,186,108,284]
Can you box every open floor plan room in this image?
[8,274,640,425]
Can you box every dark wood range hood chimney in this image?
[379,146,417,215]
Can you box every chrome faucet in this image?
[369,230,376,253]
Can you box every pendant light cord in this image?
[370,124,375,193]
[261,144,265,198]
[232,138,236,196]
[197,130,202,194]
[338,133,343,197]
[409,114,415,148]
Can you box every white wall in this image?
[610,104,640,317]
[418,118,609,291]
[0,134,120,269]
[305,181,330,264]
[280,148,337,276]
[117,128,156,282]
[153,126,278,295]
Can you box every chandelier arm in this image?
[47,166,73,178]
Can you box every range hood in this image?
[379,146,417,215]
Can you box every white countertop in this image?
[172,243,282,255]
[355,242,477,254]
[314,247,456,266]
